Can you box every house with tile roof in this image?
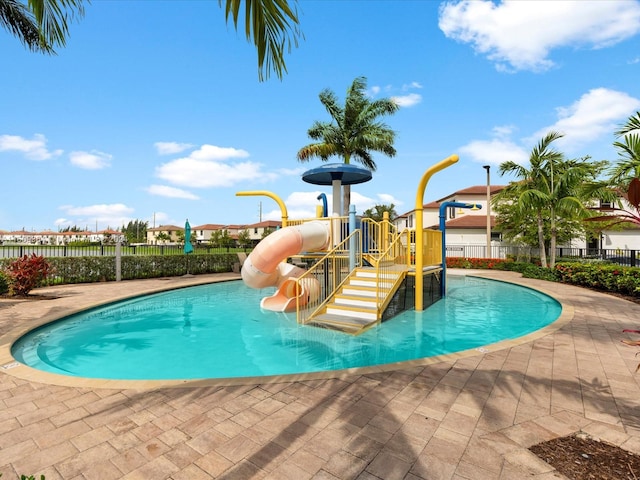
[395,184,640,256]
[394,185,506,253]
[146,225,183,245]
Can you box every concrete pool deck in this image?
[0,270,638,479]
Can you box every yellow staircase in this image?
[307,263,406,335]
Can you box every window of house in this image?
[599,200,612,209]
[491,232,501,241]
[449,207,455,219]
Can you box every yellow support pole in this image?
[235,191,288,227]
[382,211,390,251]
[414,155,459,310]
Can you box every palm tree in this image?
[498,132,564,268]
[1,0,301,80]
[610,111,640,187]
[499,132,607,268]
[297,76,399,216]
[362,203,397,222]
[0,0,85,53]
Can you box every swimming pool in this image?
[11,276,561,380]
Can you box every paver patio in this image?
[0,269,639,479]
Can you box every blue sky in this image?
[2,0,640,232]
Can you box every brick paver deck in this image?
[0,270,638,479]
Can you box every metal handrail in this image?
[374,230,409,312]
[294,229,362,325]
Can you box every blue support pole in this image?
[317,193,328,217]
[349,204,356,271]
[439,202,481,297]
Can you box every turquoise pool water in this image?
[11,276,561,380]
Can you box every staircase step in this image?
[349,280,395,290]
[326,304,377,320]
[355,270,402,279]
[334,294,378,308]
[309,313,379,334]
[342,286,388,297]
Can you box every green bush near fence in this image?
[446,257,640,299]
[0,254,238,286]
[555,262,640,297]
[0,271,8,295]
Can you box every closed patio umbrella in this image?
[184,219,194,254]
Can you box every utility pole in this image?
[483,165,491,258]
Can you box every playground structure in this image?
[237,155,476,335]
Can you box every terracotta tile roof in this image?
[397,185,507,217]
[192,224,225,230]
[246,220,281,228]
[428,215,497,229]
[436,185,505,202]
[423,201,441,209]
[148,225,183,231]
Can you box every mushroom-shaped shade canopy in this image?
[302,163,372,186]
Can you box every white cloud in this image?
[157,158,275,187]
[58,203,135,229]
[155,144,276,188]
[403,82,423,91]
[529,88,640,151]
[154,141,194,155]
[459,138,529,166]
[146,184,199,200]
[439,0,640,72]
[149,211,172,227]
[190,144,250,161]
[370,81,421,103]
[377,193,403,206]
[0,133,62,161]
[392,93,422,107]
[54,218,72,227]
[69,150,112,170]
[261,190,404,221]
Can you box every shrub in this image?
[554,262,640,298]
[4,254,52,296]
[445,257,514,270]
[520,264,559,281]
[0,271,8,295]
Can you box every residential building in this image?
[191,224,225,244]
[146,225,183,245]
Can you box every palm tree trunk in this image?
[343,184,351,217]
[537,211,548,268]
[549,208,557,269]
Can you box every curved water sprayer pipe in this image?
[236,191,289,227]
[439,202,481,297]
[414,155,459,310]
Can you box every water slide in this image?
[241,221,330,312]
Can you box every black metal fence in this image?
[0,244,250,259]
[446,245,638,267]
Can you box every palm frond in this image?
[28,0,85,51]
[0,0,50,51]
[221,0,302,81]
[615,111,640,137]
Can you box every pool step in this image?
[308,266,406,335]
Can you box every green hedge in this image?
[446,256,640,299]
[555,262,640,297]
[445,257,514,269]
[1,254,238,286]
